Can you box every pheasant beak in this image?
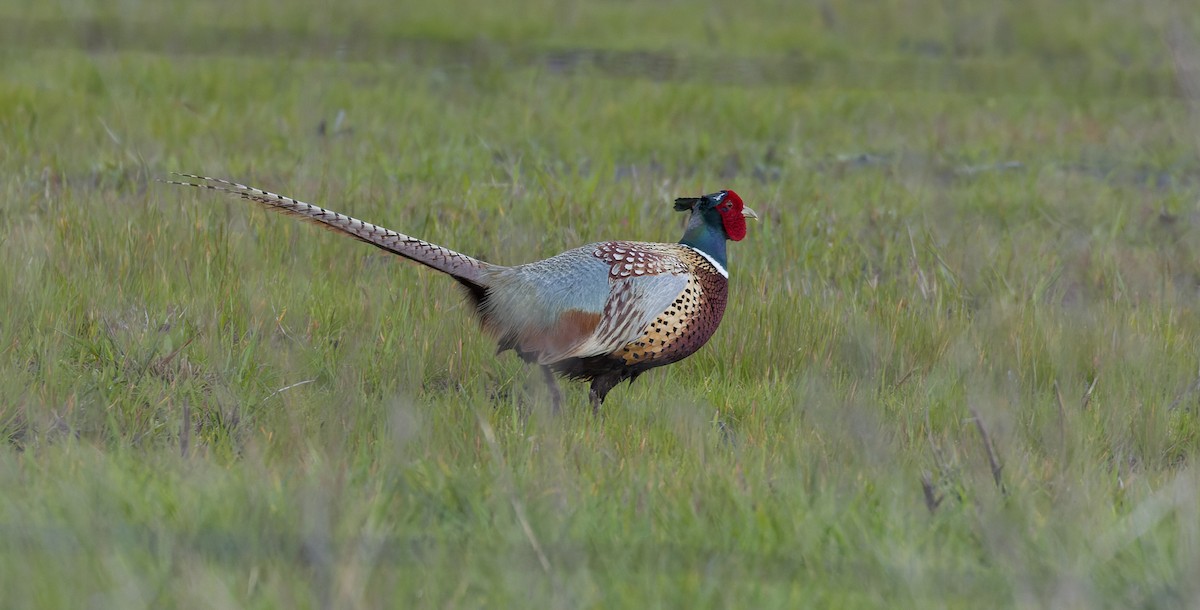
[741,206,759,220]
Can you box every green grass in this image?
[3,0,1200,607]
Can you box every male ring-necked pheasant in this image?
[169,175,757,412]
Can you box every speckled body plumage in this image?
[168,175,756,412]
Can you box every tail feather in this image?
[166,174,498,287]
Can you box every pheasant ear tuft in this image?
[674,197,701,212]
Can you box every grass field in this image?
[3,0,1200,607]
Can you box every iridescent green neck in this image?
[678,211,728,269]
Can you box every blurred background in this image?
[4,0,1200,607]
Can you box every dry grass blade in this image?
[969,405,1006,496]
[921,471,942,514]
[477,414,553,576]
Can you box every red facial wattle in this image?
[718,190,747,241]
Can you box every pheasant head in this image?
[674,190,757,270]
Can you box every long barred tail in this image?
[166,174,498,286]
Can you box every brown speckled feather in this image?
[549,245,728,375]
[544,242,721,364]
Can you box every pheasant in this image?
[168,175,757,412]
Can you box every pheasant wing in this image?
[547,271,688,363]
[482,242,693,365]
[538,242,694,363]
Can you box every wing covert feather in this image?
[481,242,694,364]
